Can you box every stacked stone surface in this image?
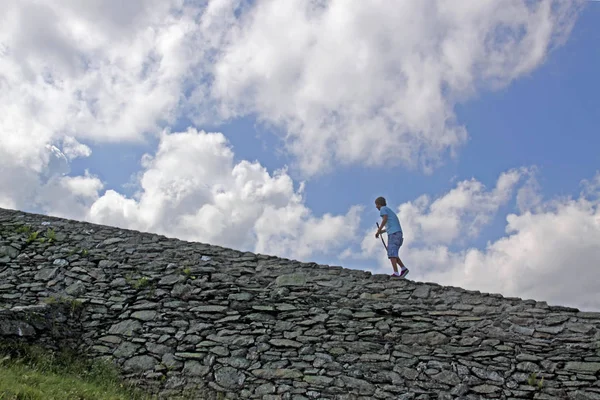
[0,207,599,400]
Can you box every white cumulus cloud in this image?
[0,1,584,176]
[84,128,362,260]
[37,171,104,219]
[0,0,236,181]
[0,0,584,201]
[61,137,92,161]
[398,168,528,245]
[208,0,583,176]
[0,0,236,213]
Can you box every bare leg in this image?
[390,258,399,274]
[396,257,406,269]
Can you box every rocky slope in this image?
[0,207,599,399]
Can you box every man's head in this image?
[375,196,386,210]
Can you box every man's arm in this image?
[376,215,388,237]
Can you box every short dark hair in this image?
[375,196,386,206]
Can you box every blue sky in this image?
[2,0,599,310]
[72,2,599,259]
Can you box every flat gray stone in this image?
[131,310,157,321]
[53,259,69,267]
[174,352,204,360]
[222,357,251,369]
[113,341,139,358]
[158,274,182,285]
[432,370,461,385]
[338,375,375,395]
[191,305,228,313]
[146,343,172,356]
[412,285,431,298]
[471,384,501,394]
[108,320,142,336]
[303,375,334,386]
[564,362,600,374]
[110,278,127,287]
[98,260,119,269]
[270,339,303,348]
[99,238,124,247]
[0,246,19,259]
[214,366,245,389]
[161,353,181,369]
[0,320,35,337]
[252,369,303,379]
[570,391,600,400]
[536,325,564,334]
[98,335,122,344]
[275,273,307,287]
[402,331,449,346]
[35,267,58,280]
[171,284,193,298]
[471,367,504,383]
[123,355,156,373]
[543,315,570,325]
[206,334,255,346]
[65,281,86,296]
[183,361,210,376]
[254,382,276,395]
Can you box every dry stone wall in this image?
[0,207,599,400]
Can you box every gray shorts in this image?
[387,232,403,258]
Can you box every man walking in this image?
[374,196,409,278]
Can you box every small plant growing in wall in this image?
[26,231,40,244]
[134,277,151,289]
[528,372,544,390]
[70,299,84,313]
[125,274,152,290]
[43,295,84,314]
[16,225,31,234]
[181,267,196,280]
[45,228,57,243]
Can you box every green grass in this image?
[0,363,145,400]
[0,342,154,400]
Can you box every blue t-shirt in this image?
[380,206,402,236]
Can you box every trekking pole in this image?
[376,222,387,251]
